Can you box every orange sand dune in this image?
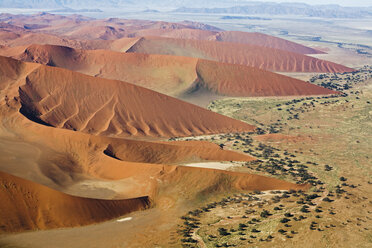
[0,55,254,137]
[0,171,150,232]
[128,29,323,54]
[212,31,324,54]
[0,54,310,234]
[129,28,217,41]
[106,139,255,164]
[194,59,337,96]
[1,13,328,56]
[0,13,219,41]
[1,44,337,97]
[0,29,140,52]
[127,36,354,73]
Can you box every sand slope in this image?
[0,13,325,55]
[0,56,255,137]
[127,36,354,73]
[105,139,255,164]
[212,31,324,54]
[0,55,311,235]
[0,171,150,232]
[194,59,337,96]
[1,44,338,97]
[128,29,323,54]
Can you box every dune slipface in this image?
[7,56,254,137]
[127,29,324,55]
[127,36,354,73]
[0,14,326,56]
[105,139,255,164]
[0,171,150,232]
[212,31,324,54]
[0,53,312,235]
[195,59,338,96]
[1,44,338,98]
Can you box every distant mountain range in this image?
[1,1,372,19]
[0,0,244,9]
[173,3,372,19]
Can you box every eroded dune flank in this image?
[0,55,254,137]
[0,44,338,97]
[0,171,150,232]
[127,37,354,73]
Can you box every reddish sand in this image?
[195,59,338,96]
[0,13,330,58]
[0,44,338,97]
[0,55,311,235]
[127,36,354,73]
[0,171,150,232]
[0,13,334,236]
[212,31,324,54]
[128,29,323,54]
[106,139,255,164]
[0,55,254,138]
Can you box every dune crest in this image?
[1,44,338,98]
[127,36,354,73]
[0,55,255,137]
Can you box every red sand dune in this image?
[0,55,311,234]
[194,59,337,96]
[0,13,220,41]
[128,29,323,54]
[1,13,328,56]
[0,171,150,232]
[0,56,253,137]
[212,31,324,54]
[106,139,255,164]
[0,44,338,97]
[127,36,354,73]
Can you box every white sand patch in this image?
[117,217,132,222]
[181,162,240,170]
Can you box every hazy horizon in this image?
[236,0,372,7]
[0,0,371,9]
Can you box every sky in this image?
[238,0,372,7]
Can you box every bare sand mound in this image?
[105,139,255,164]
[3,56,254,137]
[129,28,218,41]
[63,25,124,40]
[127,36,354,73]
[2,44,338,97]
[10,44,200,95]
[0,56,39,99]
[0,32,140,52]
[212,31,324,54]
[128,29,323,54]
[0,13,220,42]
[0,171,150,232]
[195,59,338,96]
[0,13,327,57]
